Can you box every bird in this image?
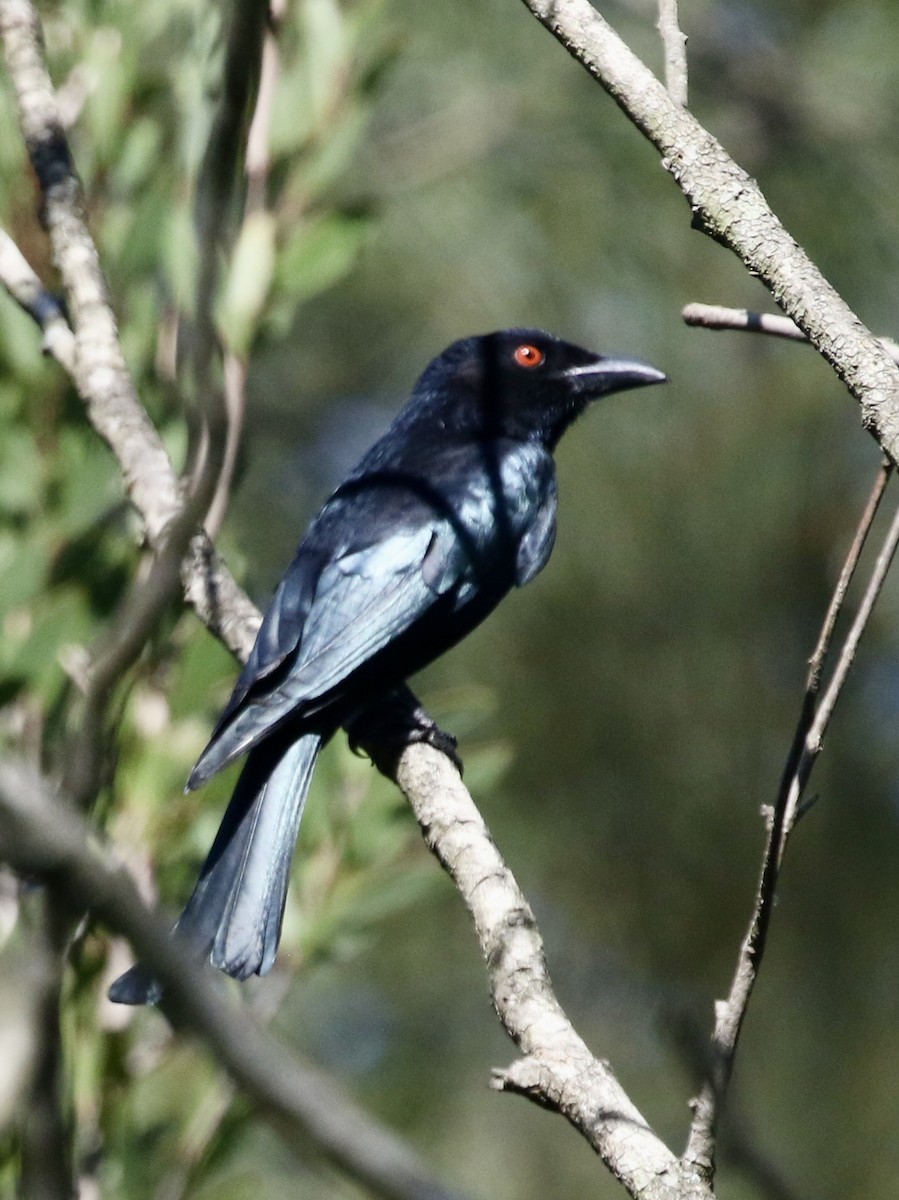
[108,328,665,1004]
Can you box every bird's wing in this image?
[215,547,325,725]
[189,519,465,786]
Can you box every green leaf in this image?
[216,211,277,359]
[0,427,42,515]
[268,211,368,331]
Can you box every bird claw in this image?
[345,686,463,777]
[405,721,463,775]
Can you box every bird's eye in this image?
[513,343,545,369]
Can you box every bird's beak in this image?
[565,357,667,397]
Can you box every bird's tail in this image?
[108,731,322,1005]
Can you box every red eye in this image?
[513,343,545,369]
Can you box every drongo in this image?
[109,328,665,1004]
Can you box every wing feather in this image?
[189,521,463,784]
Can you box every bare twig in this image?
[682,302,899,365]
[786,491,899,827]
[805,461,892,697]
[667,1011,802,1200]
[0,226,74,370]
[684,463,895,1175]
[0,758,473,1200]
[517,0,899,460]
[656,0,687,106]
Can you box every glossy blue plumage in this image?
[109,328,664,1004]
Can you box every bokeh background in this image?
[3,0,899,1196]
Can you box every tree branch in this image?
[0,225,74,370]
[0,0,260,663]
[350,694,709,1200]
[0,758,473,1200]
[656,0,687,106]
[684,461,895,1175]
[682,302,899,365]
[517,0,899,460]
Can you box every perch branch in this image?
[351,693,708,1200]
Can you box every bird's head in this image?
[414,328,666,448]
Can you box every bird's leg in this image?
[344,685,463,777]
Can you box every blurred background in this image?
[2,0,899,1196]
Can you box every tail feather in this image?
[200,731,321,978]
[107,731,322,1006]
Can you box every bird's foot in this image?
[345,685,463,776]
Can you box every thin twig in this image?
[682,302,899,365]
[785,489,899,833]
[656,0,687,105]
[0,227,74,370]
[684,463,895,1175]
[806,460,892,696]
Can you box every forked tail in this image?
[108,731,322,1005]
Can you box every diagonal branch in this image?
[0,758,472,1200]
[684,461,895,1176]
[517,0,899,461]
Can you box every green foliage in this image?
[0,0,428,1195]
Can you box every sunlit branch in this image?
[0,227,75,371]
[516,0,899,462]
[682,302,899,366]
[656,0,687,105]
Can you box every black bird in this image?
[109,329,664,1004]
